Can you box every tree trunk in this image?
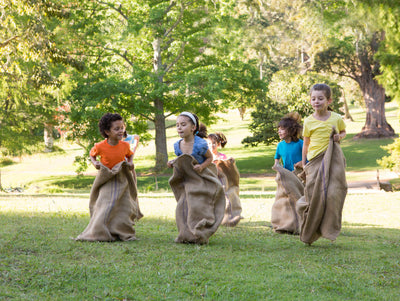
[44,123,54,152]
[154,99,168,172]
[238,106,246,120]
[354,78,395,139]
[152,37,168,171]
[341,89,353,121]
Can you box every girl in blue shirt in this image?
[274,112,303,171]
[167,112,213,173]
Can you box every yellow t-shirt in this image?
[303,112,346,161]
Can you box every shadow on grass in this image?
[24,174,173,194]
[341,134,395,171]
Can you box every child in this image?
[167,112,213,173]
[90,113,134,170]
[297,83,347,245]
[207,132,228,161]
[168,112,225,244]
[208,132,242,226]
[76,113,141,242]
[302,84,346,166]
[274,112,303,171]
[124,133,140,157]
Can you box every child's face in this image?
[207,138,218,153]
[278,127,289,140]
[176,116,195,139]
[310,90,332,113]
[105,120,125,142]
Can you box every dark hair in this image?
[310,83,331,99]
[98,113,124,138]
[179,112,208,138]
[310,83,333,111]
[208,132,227,148]
[278,112,302,142]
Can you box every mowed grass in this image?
[1,103,400,299]
[0,192,399,300]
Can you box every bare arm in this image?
[302,136,310,167]
[194,149,213,173]
[131,135,140,156]
[334,130,346,142]
[126,154,134,170]
[90,155,100,169]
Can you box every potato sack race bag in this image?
[271,164,304,234]
[215,158,243,227]
[76,161,142,242]
[169,154,226,244]
[296,131,347,245]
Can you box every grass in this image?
[1,193,399,300]
[1,103,400,299]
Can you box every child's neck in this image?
[183,135,195,143]
[313,110,331,121]
[284,137,292,143]
[107,138,119,146]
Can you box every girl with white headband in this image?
[168,112,225,244]
[167,111,212,173]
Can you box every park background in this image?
[1,1,400,300]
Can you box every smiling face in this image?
[176,115,196,139]
[310,90,332,114]
[105,120,125,144]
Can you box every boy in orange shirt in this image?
[90,113,134,170]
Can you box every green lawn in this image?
[1,103,400,299]
[0,192,399,300]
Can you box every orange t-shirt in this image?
[90,139,133,169]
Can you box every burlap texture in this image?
[271,164,304,234]
[296,132,347,245]
[215,158,242,227]
[169,154,226,244]
[76,161,142,242]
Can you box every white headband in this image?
[180,112,197,126]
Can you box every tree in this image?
[243,71,342,146]
[0,0,82,158]
[65,0,259,171]
[304,1,394,138]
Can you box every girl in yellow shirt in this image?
[302,84,346,166]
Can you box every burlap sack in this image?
[215,158,242,227]
[271,164,304,234]
[296,131,347,245]
[169,154,226,244]
[76,161,142,242]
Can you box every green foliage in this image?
[63,0,264,171]
[243,71,343,147]
[378,139,400,174]
[268,71,343,117]
[0,0,82,156]
[242,98,285,147]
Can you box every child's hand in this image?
[127,162,134,170]
[93,161,101,170]
[167,160,174,168]
[333,134,340,142]
[294,161,303,169]
[193,164,203,173]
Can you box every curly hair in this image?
[278,112,302,142]
[98,113,124,138]
[208,132,227,148]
